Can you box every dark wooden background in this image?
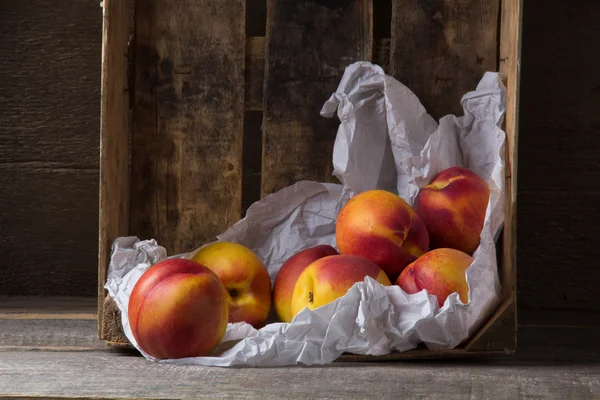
[1,0,598,312]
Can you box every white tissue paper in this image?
[105,61,506,367]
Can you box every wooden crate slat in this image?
[98,0,131,338]
[499,0,522,305]
[245,37,266,111]
[129,0,246,255]
[261,0,373,196]
[390,0,501,119]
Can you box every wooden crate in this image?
[98,0,522,358]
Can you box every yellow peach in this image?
[191,242,271,328]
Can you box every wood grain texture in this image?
[517,191,600,311]
[515,0,600,311]
[498,0,522,350]
[0,296,96,317]
[465,297,516,352]
[129,0,246,255]
[0,167,99,297]
[390,0,500,120]
[242,111,264,215]
[101,296,129,344]
[1,348,599,400]
[0,1,102,297]
[0,0,102,167]
[0,319,104,351]
[261,0,372,196]
[98,0,132,339]
[244,37,265,111]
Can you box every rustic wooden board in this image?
[260,0,373,196]
[1,349,599,400]
[244,37,265,111]
[515,0,600,311]
[242,111,264,215]
[129,0,246,255]
[390,0,501,120]
[0,296,96,317]
[101,295,129,345]
[1,300,599,398]
[0,0,102,297]
[98,0,132,338]
[0,0,102,167]
[517,191,600,311]
[0,319,104,352]
[0,166,99,297]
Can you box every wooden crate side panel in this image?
[129,0,246,255]
[390,0,501,120]
[261,0,373,196]
[499,0,521,306]
[98,0,131,338]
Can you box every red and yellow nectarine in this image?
[396,248,474,307]
[335,190,429,281]
[414,166,490,255]
[273,245,338,323]
[128,258,229,359]
[191,242,271,328]
[290,254,391,318]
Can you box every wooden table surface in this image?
[1,297,599,400]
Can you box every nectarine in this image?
[128,258,229,359]
[290,254,391,318]
[273,245,338,323]
[414,166,490,255]
[396,248,474,307]
[335,190,429,281]
[191,242,271,328]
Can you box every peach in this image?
[335,189,429,281]
[128,258,229,359]
[396,248,474,307]
[414,166,490,255]
[272,245,338,323]
[290,254,391,318]
[191,242,271,328]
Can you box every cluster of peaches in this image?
[128,166,490,360]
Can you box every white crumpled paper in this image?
[105,62,506,367]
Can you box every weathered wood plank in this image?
[517,191,600,311]
[0,167,99,297]
[0,319,104,352]
[498,0,522,353]
[0,296,96,317]
[390,0,501,120]
[101,296,129,345]
[98,0,131,340]
[0,0,102,167]
[242,111,264,215]
[129,0,246,255]
[244,37,265,111]
[1,348,599,400]
[0,1,102,298]
[261,0,372,196]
